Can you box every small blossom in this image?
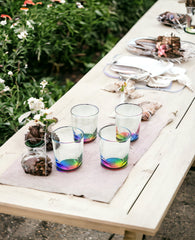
[33,114,41,121]
[60,0,66,3]
[0,78,5,84]
[1,14,12,20]
[76,2,84,8]
[8,71,13,76]
[17,30,28,39]
[25,63,28,69]
[36,2,43,5]
[0,20,7,26]
[41,109,52,115]
[28,97,45,113]
[47,4,53,8]
[3,86,10,92]
[41,109,53,120]
[10,22,18,29]
[26,20,34,29]
[23,0,35,6]
[20,7,29,11]
[40,80,48,89]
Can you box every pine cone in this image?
[22,155,52,176]
[25,124,54,151]
[25,124,45,142]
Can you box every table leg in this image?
[123,231,143,240]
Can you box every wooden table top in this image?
[0,0,194,237]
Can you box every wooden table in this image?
[0,0,194,239]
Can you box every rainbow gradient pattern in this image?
[83,129,97,143]
[73,132,83,142]
[101,155,128,169]
[55,154,82,171]
[131,124,140,142]
[116,131,130,142]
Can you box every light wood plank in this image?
[125,100,195,234]
[0,0,194,238]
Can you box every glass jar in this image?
[185,1,195,34]
[21,138,52,176]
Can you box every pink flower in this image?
[157,44,167,57]
[20,7,29,11]
[23,0,35,6]
[1,14,12,20]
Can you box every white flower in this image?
[3,86,10,92]
[41,109,53,119]
[40,80,48,89]
[0,20,7,26]
[60,0,66,3]
[10,22,18,29]
[17,30,28,39]
[8,71,13,76]
[33,114,41,121]
[26,20,34,29]
[0,78,5,84]
[27,97,45,113]
[76,2,84,8]
[25,63,28,69]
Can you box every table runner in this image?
[0,111,173,203]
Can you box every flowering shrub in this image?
[0,77,10,94]
[0,0,119,87]
[18,80,57,129]
[0,0,156,146]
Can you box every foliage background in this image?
[0,0,157,146]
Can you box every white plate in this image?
[112,55,173,77]
[127,37,195,63]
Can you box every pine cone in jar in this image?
[25,124,45,145]
[25,124,52,151]
[22,155,52,176]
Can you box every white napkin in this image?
[111,56,193,91]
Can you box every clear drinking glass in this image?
[51,126,84,171]
[98,124,131,169]
[115,103,142,142]
[186,7,195,33]
[71,104,99,143]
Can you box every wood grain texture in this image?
[0,0,194,237]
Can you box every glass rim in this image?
[51,126,84,144]
[71,103,99,117]
[115,103,143,117]
[98,124,131,143]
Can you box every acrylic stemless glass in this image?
[99,124,131,169]
[115,103,142,142]
[51,126,84,171]
[71,104,99,143]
